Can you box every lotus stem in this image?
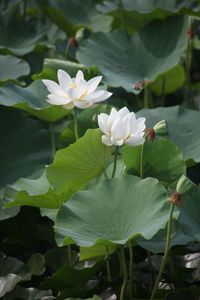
[73,108,79,140]
[128,241,134,297]
[22,0,28,21]
[140,143,144,179]
[111,146,119,179]
[149,203,175,300]
[68,245,72,267]
[161,76,166,105]
[144,87,149,108]
[65,40,71,60]
[106,246,112,282]
[120,246,128,300]
[185,36,195,108]
[49,123,56,160]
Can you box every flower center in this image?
[79,91,87,100]
[69,82,77,89]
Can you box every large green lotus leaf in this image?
[40,0,112,35]
[2,286,53,300]
[27,253,45,276]
[33,59,97,82]
[4,172,68,209]
[0,106,51,189]
[61,297,100,300]
[122,138,186,186]
[137,106,200,162]
[47,129,112,193]
[137,220,192,253]
[179,185,200,241]
[0,16,45,56]
[77,16,188,92]
[122,0,199,14]
[80,244,117,261]
[55,176,174,247]
[0,80,68,122]
[97,0,198,33]
[0,55,30,84]
[97,0,198,15]
[0,255,30,297]
[0,195,19,221]
[149,64,186,95]
[42,262,102,291]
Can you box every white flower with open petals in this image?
[98,107,146,146]
[42,69,112,109]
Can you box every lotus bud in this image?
[153,120,168,136]
[75,27,88,43]
[176,175,195,195]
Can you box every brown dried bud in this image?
[145,128,155,141]
[132,80,150,91]
[69,37,78,48]
[133,81,145,90]
[170,192,182,207]
[186,28,195,39]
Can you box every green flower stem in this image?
[68,245,72,267]
[73,108,79,141]
[106,246,112,282]
[147,251,155,290]
[119,0,127,31]
[49,123,56,161]
[120,247,128,300]
[65,40,71,60]
[161,76,166,106]
[22,0,28,20]
[118,251,123,277]
[140,143,144,179]
[69,108,79,267]
[128,241,134,298]
[111,146,119,179]
[185,37,195,108]
[144,87,149,108]
[104,171,109,179]
[149,203,175,300]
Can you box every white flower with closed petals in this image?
[98,107,146,146]
[42,69,112,109]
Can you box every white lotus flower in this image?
[98,107,146,146]
[42,69,112,109]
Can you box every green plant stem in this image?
[49,123,56,160]
[185,37,195,108]
[161,76,166,106]
[144,87,149,108]
[118,251,123,277]
[65,39,71,60]
[149,203,175,300]
[120,247,128,300]
[111,146,119,179]
[68,245,72,267]
[104,171,108,179]
[147,251,154,290]
[128,241,134,298]
[140,143,144,178]
[106,246,112,282]
[119,0,127,31]
[73,108,79,140]
[22,0,28,21]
